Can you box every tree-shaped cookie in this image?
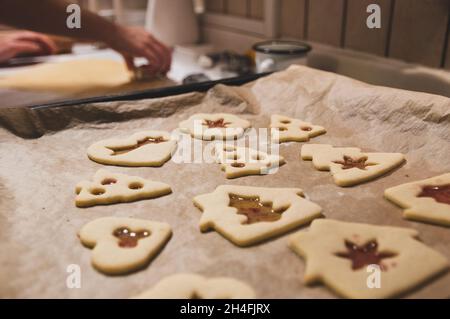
[179,113,251,140]
[215,144,285,178]
[193,185,322,246]
[79,217,172,275]
[289,219,449,298]
[133,273,256,298]
[301,144,405,186]
[385,173,450,226]
[87,130,177,166]
[270,114,326,143]
[75,169,171,207]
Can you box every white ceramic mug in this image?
[253,41,312,73]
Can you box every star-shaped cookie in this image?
[270,114,326,143]
[385,173,450,226]
[133,273,256,299]
[179,113,251,140]
[75,169,171,207]
[301,144,405,186]
[193,185,323,246]
[87,130,177,167]
[289,219,449,298]
[79,217,172,275]
[215,143,285,178]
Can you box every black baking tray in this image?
[31,72,270,110]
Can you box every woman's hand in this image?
[0,31,57,63]
[109,26,172,76]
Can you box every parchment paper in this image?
[1,65,450,298]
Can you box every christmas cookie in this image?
[87,130,177,167]
[75,169,171,207]
[134,273,256,299]
[179,113,251,140]
[301,144,405,186]
[289,219,449,298]
[270,114,326,143]
[215,143,285,179]
[79,217,172,275]
[385,173,450,226]
[193,185,322,246]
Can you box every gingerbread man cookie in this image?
[193,185,322,246]
[215,144,285,179]
[75,169,171,207]
[270,114,326,143]
[87,130,177,167]
[179,113,251,140]
[79,217,172,275]
[385,173,450,226]
[289,219,448,298]
[133,273,256,299]
[301,144,405,186]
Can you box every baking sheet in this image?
[1,65,450,298]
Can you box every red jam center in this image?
[417,184,450,205]
[203,119,231,128]
[333,155,374,170]
[335,239,397,271]
[109,136,166,156]
[113,227,150,248]
[228,194,285,224]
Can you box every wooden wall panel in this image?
[344,0,392,56]
[205,0,225,13]
[226,0,248,17]
[446,31,450,69]
[249,0,264,20]
[307,0,346,47]
[280,0,307,39]
[389,0,449,68]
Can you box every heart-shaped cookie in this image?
[78,217,172,275]
[87,130,177,167]
[133,273,256,298]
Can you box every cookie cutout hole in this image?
[417,184,450,205]
[231,162,245,168]
[335,239,397,271]
[109,136,166,156]
[91,188,105,196]
[129,182,144,190]
[229,194,286,224]
[101,178,117,185]
[333,156,376,170]
[252,154,266,161]
[276,127,287,131]
[75,188,81,195]
[223,145,235,152]
[113,227,150,248]
[203,118,231,128]
[300,126,312,131]
[280,120,291,124]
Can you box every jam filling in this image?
[333,155,375,170]
[202,118,231,128]
[113,227,150,248]
[335,239,397,271]
[417,184,450,205]
[228,194,285,224]
[109,137,166,156]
